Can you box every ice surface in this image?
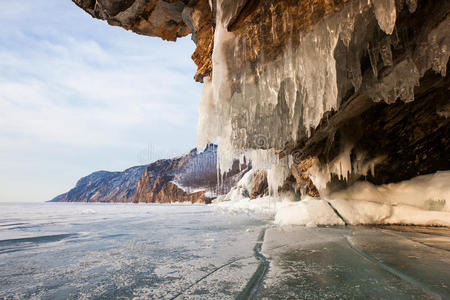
[259,226,450,298]
[0,203,267,299]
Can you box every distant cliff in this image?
[51,145,248,204]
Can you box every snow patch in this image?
[275,197,345,227]
[237,169,255,190]
[328,199,450,227]
[170,180,206,194]
[215,196,278,215]
[329,171,450,212]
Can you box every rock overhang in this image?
[72,0,450,196]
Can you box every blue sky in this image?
[0,1,202,202]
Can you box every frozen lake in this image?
[0,203,449,299]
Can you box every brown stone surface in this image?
[72,0,191,41]
[250,170,268,199]
[187,0,214,82]
[225,0,349,79]
[291,157,320,198]
[132,166,213,203]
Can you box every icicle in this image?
[306,147,386,197]
[267,157,291,196]
[349,55,363,91]
[425,16,450,77]
[370,58,420,103]
[367,42,379,78]
[197,77,217,151]
[197,0,377,191]
[372,0,397,35]
[353,153,386,177]
[326,144,353,181]
[380,37,393,67]
[406,0,417,13]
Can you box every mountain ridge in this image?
[51,145,247,204]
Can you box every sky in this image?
[0,1,203,202]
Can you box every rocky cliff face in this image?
[73,0,449,198]
[51,145,247,203]
[72,0,214,81]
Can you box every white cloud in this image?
[0,2,32,19]
[0,0,203,202]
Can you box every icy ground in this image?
[258,225,450,299]
[0,203,267,299]
[0,202,449,298]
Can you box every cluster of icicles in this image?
[197,0,448,195]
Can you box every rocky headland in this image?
[51,145,250,204]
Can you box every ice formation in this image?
[199,0,371,188]
[197,0,447,192]
[306,150,387,195]
[198,0,450,218]
[417,15,450,77]
[372,0,397,34]
[369,58,420,103]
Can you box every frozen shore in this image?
[214,170,450,227]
